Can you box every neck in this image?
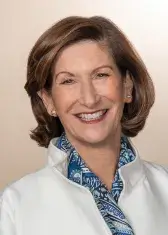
[66,130,121,191]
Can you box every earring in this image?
[51,110,57,117]
[127,95,131,98]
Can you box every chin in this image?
[78,129,111,146]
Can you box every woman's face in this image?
[41,40,132,145]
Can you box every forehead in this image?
[54,40,116,73]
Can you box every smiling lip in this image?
[75,109,106,115]
[75,109,108,124]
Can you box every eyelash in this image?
[60,79,75,85]
[96,73,109,78]
[60,73,109,85]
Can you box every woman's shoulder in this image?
[0,166,55,209]
[143,160,168,179]
[0,165,67,232]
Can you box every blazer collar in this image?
[119,139,145,195]
[47,137,145,194]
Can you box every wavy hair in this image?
[25,16,155,147]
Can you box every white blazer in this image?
[1,138,168,235]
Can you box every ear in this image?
[124,71,134,103]
[37,89,56,116]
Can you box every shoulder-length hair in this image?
[24,16,155,147]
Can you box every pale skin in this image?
[39,40,133,190]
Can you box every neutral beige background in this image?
[0,0,168,190]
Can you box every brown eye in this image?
[61,79,75,85]
[96,73,109,78]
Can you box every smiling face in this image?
[40,40,133,146]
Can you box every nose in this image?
[79,81,101,108]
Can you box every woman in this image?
[1,16,168,235]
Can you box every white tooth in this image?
[92,113,97,118]
[78,110,106,121]
[94,112,100,118]
[84,114,88,119]
[88,114,92,119]
[97,112,101,117]
[81,114,86,119]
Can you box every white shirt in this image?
[1,138,168,235]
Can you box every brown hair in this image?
[24,16,155,148]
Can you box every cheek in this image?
[98,79,124,101]
[52,89,76,114]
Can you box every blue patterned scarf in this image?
[56,133,135,235]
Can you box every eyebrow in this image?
[54,71,74,80]
[92,65,114,74]
[54,65,114,79]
